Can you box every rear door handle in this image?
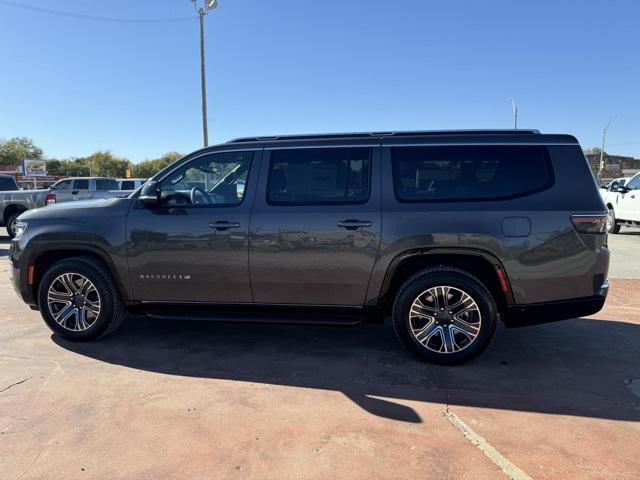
[337,219,372,230]
[209,221,241,231]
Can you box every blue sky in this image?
[1,0,639,162]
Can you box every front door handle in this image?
[337,219,372,230]
[209,221,241,231]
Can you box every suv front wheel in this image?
[38,257,126,341]
[606,208,621,234]
[392,267,498,365]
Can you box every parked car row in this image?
[1,176,146,238]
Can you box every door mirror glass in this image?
[139,180,160,206]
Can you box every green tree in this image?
[0,137,43,166]
[133,152,183,178]
[80,151,132,178]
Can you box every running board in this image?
[143,309,365,326]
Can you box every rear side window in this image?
[0,176,17,190]
[74,179,89,190]
[120,180,135,190]
[96,179,118,190]
[391,145,553,202]
[267,147,371,205]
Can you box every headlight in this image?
[13,221,27,239]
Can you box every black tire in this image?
[37,257,126,341]
[5,211,22,239]
[392,267,498,365]
[607,208,621,234]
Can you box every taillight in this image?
[45,192,56,205]
[571,215,607,234]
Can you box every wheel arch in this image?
[3,203,28,224]
[377,248,514,316]
[29,245,130,306]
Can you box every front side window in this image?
[267,147,371,205]
[627,175,640,190]
[392,145,553,202]
[120,180,135,190]
[158,151,253,207]
[609,180,620,192]
[54,180,72,190]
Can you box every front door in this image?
[127,149,258,302]
[249,146,382,305]
[617,174,640,221]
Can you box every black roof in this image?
[227,129,541,144]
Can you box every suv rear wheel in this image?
[38,257,126,341]
[392,267,498,365]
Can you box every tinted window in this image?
[96,179,119,190]
[159,151,253,207]
[392,145,553,202]
[609,181,620,192]
[267,148,370,205]
[120,180,135,190]
[0,176,17,190]
[54,180,72,190]
[74,179,89,190]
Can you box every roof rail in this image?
[227,129,541,143]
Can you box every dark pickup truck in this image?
[9,130,610,364]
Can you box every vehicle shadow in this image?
[53,315,640,424]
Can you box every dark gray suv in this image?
[9,130,610,364]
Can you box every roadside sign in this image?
[22,159,47,177]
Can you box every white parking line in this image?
[443,411,533,480]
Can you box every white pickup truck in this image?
[604,172,640,233]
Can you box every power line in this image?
[0,0,196,23]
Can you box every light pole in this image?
[509,98,518,130]
[597,115,616,185]
[191,0,218,147]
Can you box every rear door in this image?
[249,144,382,305]
[72,179,91,201]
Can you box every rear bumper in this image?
[503,281,608,328]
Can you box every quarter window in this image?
[391,145,553,202]
[267,147,371,205]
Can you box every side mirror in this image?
[618,186,630,193]
[139,180,160,206]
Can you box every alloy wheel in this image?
[409,285,482,354]
[47,273,102,331]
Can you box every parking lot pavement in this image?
[1,233,639,479]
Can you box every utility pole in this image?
[191,0,219,147]
[597,115,616,185]
[509,98,518,130]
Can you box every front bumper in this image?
[9,234,38,308]
[503,280,609,328]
